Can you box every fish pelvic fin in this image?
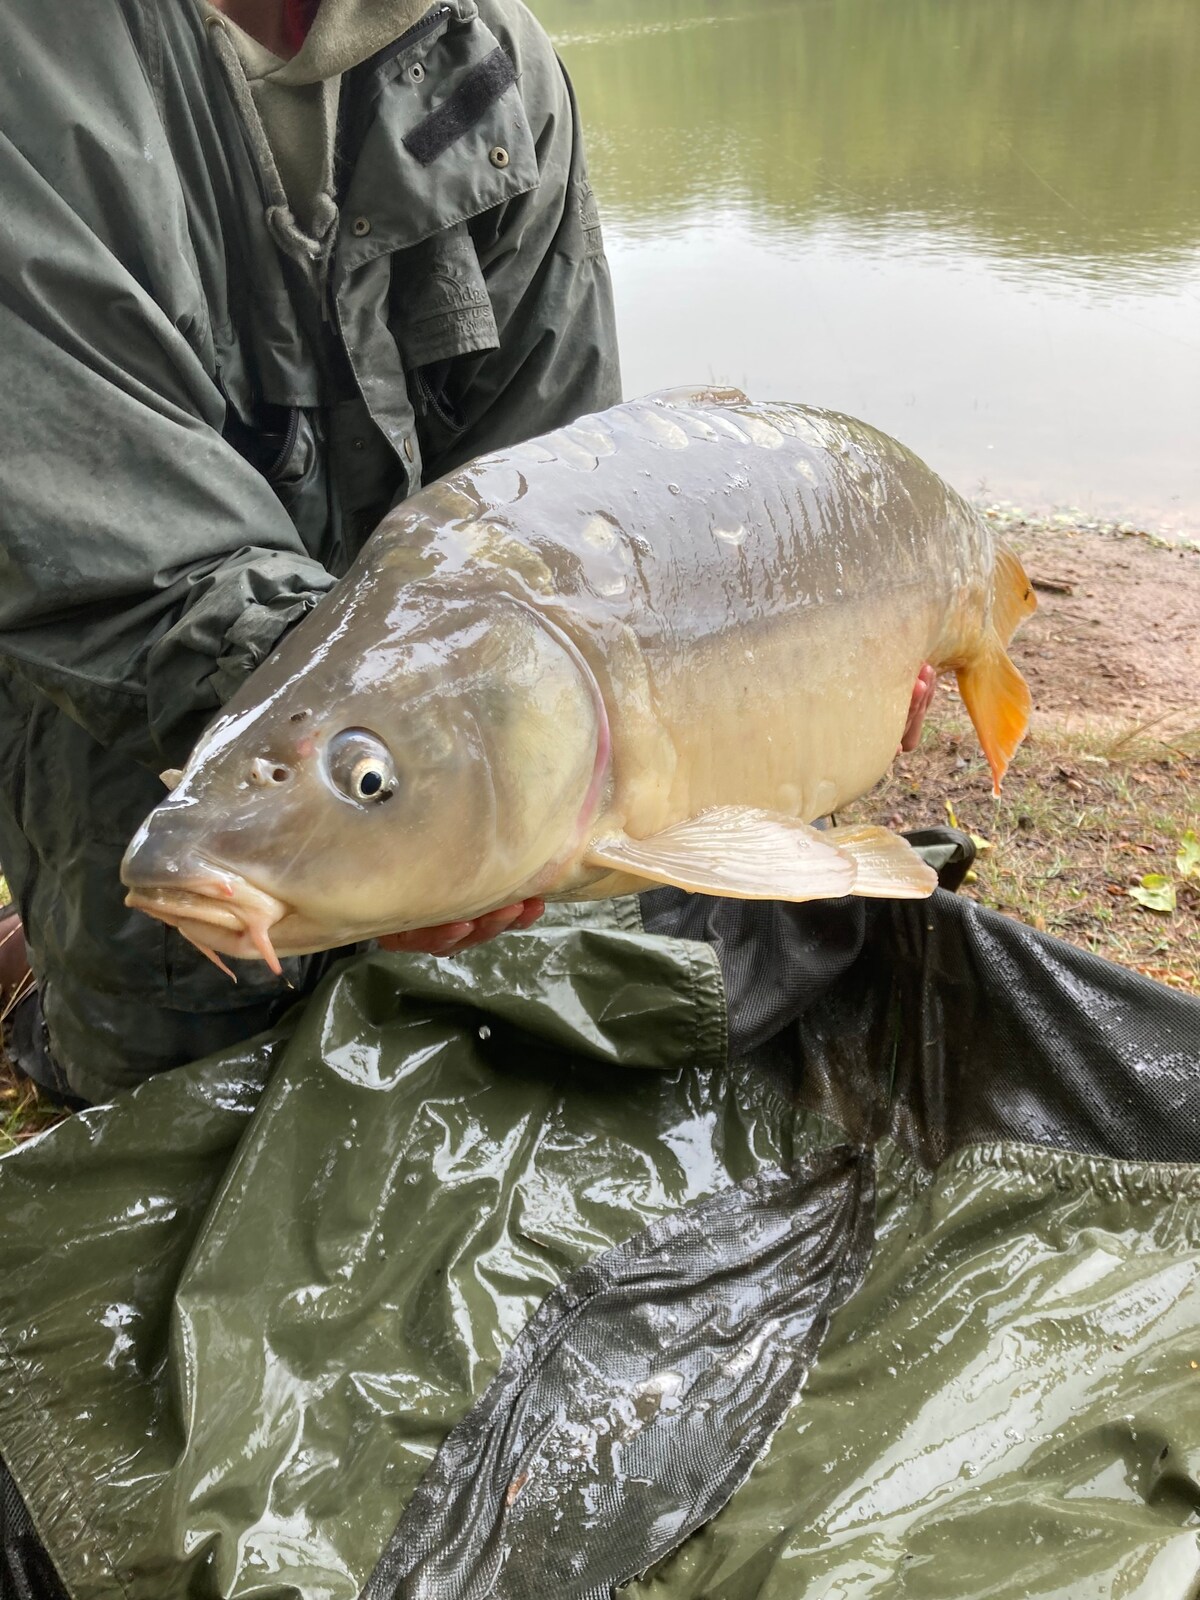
[991,542,1038,647]
[824,825,938,899]
[585,808,855,900]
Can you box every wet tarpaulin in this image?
[2,890,1200,1600]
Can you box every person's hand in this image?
[377,898,546,957]
[899,663,937,753]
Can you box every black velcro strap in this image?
[402,47,517,167]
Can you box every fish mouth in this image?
[124,874,290,980]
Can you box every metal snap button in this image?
[351,216,371,237]
[489,146,510,169]
[408,61,426,83]
[403,435,415,462]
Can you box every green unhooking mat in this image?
[2,890,1199,1599]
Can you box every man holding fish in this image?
[0,0,619,1101]
[0,0,959,1105]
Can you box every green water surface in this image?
[540,0,1200,537]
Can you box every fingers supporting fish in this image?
[512,897,546,930]
[377,898,545,956]
[899,664,938,754]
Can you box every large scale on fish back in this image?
[121,387,1036,973]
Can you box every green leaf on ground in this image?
[1177,831,1200,880]
[1129,874,1177,913]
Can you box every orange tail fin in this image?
[957,543,1037,794]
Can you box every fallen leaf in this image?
[969,832,993,854]
[944,799,960,830]
[1129,875,1177,913]
[1177,830,1200,880]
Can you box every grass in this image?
[0,1074,62,1155]
[843,695,1200,993]
[1,870,65,1154]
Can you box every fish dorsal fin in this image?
[585,808,855,900]
[643,385,751,409]
[824,824,938,898]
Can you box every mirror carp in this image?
[121,388,1035,972]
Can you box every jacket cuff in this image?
[146,556,336,768]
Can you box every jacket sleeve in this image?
[0,6,336,771]
[418,0,623,474]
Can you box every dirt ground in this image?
[844,518,1200,992]
[1004,523,1200,731]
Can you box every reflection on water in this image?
[541,0,1200,535]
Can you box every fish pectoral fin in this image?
[584,808,856,900]
[824,825,938,899]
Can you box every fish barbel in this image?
[121,388,1035,971]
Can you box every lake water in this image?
[540,0,1200,539]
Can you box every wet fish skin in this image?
[121,389,1034,966]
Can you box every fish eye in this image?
[326,729,397,806]
[350,757,388,799]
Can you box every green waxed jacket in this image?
[0,0,620,1104]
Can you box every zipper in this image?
[264,406,302,482]
[331,4,454,187]
[373,4,454,72]
[412,367,463,435]
[328,3,454,265]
